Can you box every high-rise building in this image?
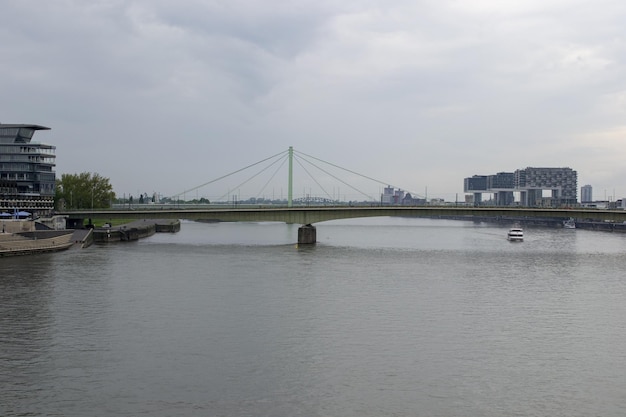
[581,184,592,203]
[0,123,56,216]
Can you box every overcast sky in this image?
[2,0,626,202]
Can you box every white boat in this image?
[507,227,524,241]
[563,218,576,229]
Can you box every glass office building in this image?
[0,124,56,216]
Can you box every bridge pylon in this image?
[288,146,293,208]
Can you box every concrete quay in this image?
[0,230,75,257]
[575,220,626,232]
[0,219,180,255]
[92,219,180,243]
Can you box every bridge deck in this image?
[60,206,626,225]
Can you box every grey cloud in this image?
[2,0,626,199]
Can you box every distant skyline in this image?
[2,1,626,201]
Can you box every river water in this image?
[2,217,626,416]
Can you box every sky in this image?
[2,0,626,202]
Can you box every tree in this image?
[55,172,115,209]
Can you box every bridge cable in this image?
[293,155,335,201]
[294,149,422,199]
[254,155,289,200]
[294,153,378,201]
[171,149,287,199]
[216,152,289,202]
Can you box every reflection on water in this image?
[0,256,56,413]
[2,218,626,417]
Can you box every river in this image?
[2,217,626,416]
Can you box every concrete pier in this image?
[298,224,316,244]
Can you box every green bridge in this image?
[60,206,626,244]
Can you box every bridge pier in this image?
[298,224,316,244]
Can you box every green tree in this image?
[55,172,115,209]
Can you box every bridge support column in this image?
[298,224,316,244]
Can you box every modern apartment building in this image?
[515,167,577,206]
[464,167,577,207]
[464,175,488,205]
[0,123,56,216]
[464,172,515,206]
